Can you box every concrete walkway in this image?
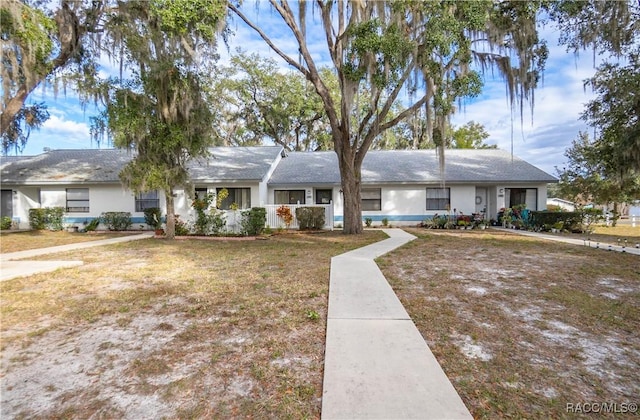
[493,228,640,255]
[322,229,472,419]
[0,232,155,281]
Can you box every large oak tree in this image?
[229,0,547,233]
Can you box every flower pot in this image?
[155,229,165,236]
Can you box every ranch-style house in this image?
[1,146,557,230]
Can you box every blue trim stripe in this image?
[63,216,148,224]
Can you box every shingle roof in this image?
[0,147,284,185]
[1,147,556,186]
[1,149,133,184]
[188,146,283,182]
[268,149,557,185]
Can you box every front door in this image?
[475,187,487,215]
[1,190,13,219]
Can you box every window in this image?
[506,188,537,210]
[195,188,209,200]
[426,188,450,210]
[217,188,251,209]
[66,188,89,212]
[275,190,305,205]
[316,189,332,205]
[361,188,381,211]
[135,190,159,212]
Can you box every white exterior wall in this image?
[14,184,169,229]
[271,184,481,226]
[450,185,476,215]
[537,184,548,210]
[9,181,551,229]
[11,187,40,229]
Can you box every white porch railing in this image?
[263,203,334,230]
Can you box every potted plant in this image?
[500,208,513,228]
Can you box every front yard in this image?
[1,231,384,419]
[1,227,638,418]
[0,230,142,253]
[379,229,639,418]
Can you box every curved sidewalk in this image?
[0,233,154,281]
[492,228,640,255]
[322,229,472,419]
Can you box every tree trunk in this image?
[165,189,176,239]
[337,149,363,234]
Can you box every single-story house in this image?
[546,197,577,211]
[1,146,557,229]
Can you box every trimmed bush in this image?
[295,207,325,230]
[101,212,132,231]
[1,216,12,230]
[29,208,47,230]
[241,207,266,236]
[29,207,64,230]
[46,207,64,231]
[528,211,584,232]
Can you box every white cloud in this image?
[20,110,95,155]
[42,114,90,138]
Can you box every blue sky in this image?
[14,4,605,176]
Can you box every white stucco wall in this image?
[273,184,482,226]
[450,185,476,215]
[9,181,551,229]
[11,187,40,229]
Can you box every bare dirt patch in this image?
[379,229,640,418]
[1,231,385,419]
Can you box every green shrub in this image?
[364,217,372,227]
[174,214,190,236]
[84,218,100,232]
[29,207,64,230]
[1,216,12,230]
[101,212,132,231]
[295,207,325,230]
[241,207,266,236]
[29,208,47,230]
[46,207,64,231]
[143,207,162,229]
[529,211,584,232]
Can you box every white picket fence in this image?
[263,203,334,230]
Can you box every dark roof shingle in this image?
[1,147,284,184]
[268,149,557,185]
